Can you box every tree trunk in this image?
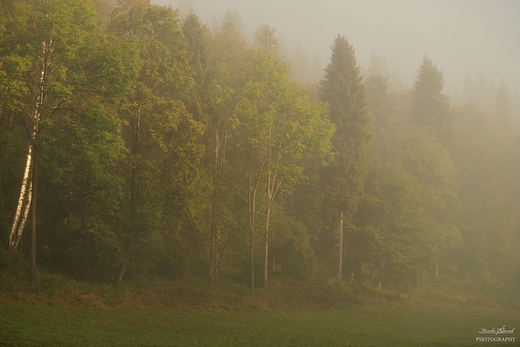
[422,244,426,290]
[115,236,131,283]
[249,184,257,297]
[422,266,426,290]
[9,146,33,256]
[378,258,384,291]
[208,121,228,287]
[350,254,355,282]
[338,212,344,280]
[117,108,140,284]
[263,147,282,289]
[116,264,126,283]
[208,202,216,288]
[263,206,270,288]
[29,153,37,284]
[250,229,255,296]
[248,156,263,297]
[434,242,439,279]
[378,229,385,291]
[348,221,355,282]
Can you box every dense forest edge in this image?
[1,0,520,312]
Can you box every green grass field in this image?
[1,304,518,347]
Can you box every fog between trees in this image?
[1,0,519,299]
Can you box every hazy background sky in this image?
[152,0,520,94]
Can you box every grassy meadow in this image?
[1,262,519,346]
[1,304,518,347]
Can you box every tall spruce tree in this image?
[411,56,451,146]
[319,35,373,281]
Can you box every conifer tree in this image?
[411,56,451,146]
[319,34,373,280]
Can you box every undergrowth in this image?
[1,255,518,312]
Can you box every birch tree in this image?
[0,0,138,280]
[235,48,332,293]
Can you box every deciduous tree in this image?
[1,0,137,283]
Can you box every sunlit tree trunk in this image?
[263,130,283,288]
[248,170,261,297]
[263,177,281,288]
[29,154,37,284]
[9,147,33,256]
[9,39,50,258]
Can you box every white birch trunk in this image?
[9,39,49,256]
[263,127,284,288]
[248,172,261,296]
[9,147,33,255]
[263,171,282,288]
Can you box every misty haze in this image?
[0,0,519,346]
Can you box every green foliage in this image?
[272,217,316,280]
[107,0,205,281]
[182,11,212,122]
[360,135,459,289]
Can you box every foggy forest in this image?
[0,0,520,345]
